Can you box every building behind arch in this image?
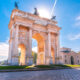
[60,47,80,65]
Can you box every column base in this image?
[49,57,53,64]
[26,57,33,65]
[11,57,19,65]
[55,56,61,64]
[45,56,51,65]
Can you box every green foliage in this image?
[33,53,37,64]
[35,64,69,68]
[0,64,80,70]
[0,66,26,70]
[32,51,37,64]
[35,64,80,68]
[66,64,80,67]
[0,66,34,70]
[35,65,54,68]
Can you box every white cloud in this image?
[0,40,38,61]
[3,8,11,18]
[75,21,80,26]
[68,33,80,40]
[0,42,9,61]
[0,38,38,61]
[73,47,80,52]
[32,47,38,53]
[5,37,9,43]
[76,16,80,21]
[75,16,80,27]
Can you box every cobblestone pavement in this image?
[0,69,80,80]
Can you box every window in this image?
[65,55,66,58]
[78,60,79,64]
[65,60,67,63]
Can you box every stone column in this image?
[57,34,60,57]
[8,40,12,64]
[56,33,60,64]
[48,32,51,56]
[54,33,60,64]
[27,28,33,65]
[8,25,15,65]
[11,25,19,65]
[45,32,51,65]
[48,32,53,64]
[51,38,56,64]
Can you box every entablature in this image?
[9,9,61,35]
[9,9,61,28]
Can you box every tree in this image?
[32,51,37,64]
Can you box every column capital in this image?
[47,31,51,34]
[14,23,19,28]
[29,27,33,30]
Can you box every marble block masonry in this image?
[8,9,61,65]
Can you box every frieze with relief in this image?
[12,12,56,26]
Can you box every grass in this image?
[35,64,80,68]
[0,65,35,70]
[66,64,80,68]
[0,64,80,70]
[35,64,70,68]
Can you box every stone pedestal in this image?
[49,57,54,64]
[11,56,19,65]
[45,56,50,65]
[26,57,33,65]
[26,28,33,65]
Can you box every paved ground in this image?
[0,69,80,80]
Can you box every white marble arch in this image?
[8,9,61,65]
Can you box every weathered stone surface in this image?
[8,9,61,65]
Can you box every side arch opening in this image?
[18,44,26,65]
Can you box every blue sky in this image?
[0,0,80,60]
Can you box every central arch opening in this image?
[32,33,45,65]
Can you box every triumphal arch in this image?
[8,9,61,65]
